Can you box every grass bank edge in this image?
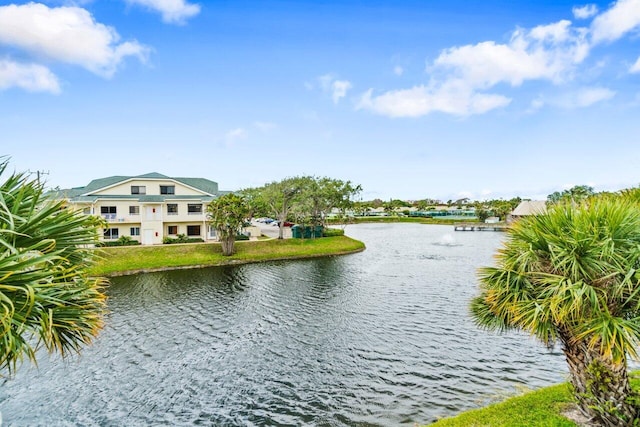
[90,236,366,277]
[428,372,640,426]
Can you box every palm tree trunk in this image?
[221,237,235,256]
[562,337,638,426]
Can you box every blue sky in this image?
[1,0,639,201]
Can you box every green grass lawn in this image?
[90,236,365,276]
[429,373,640,426]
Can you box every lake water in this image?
[0,223,568,426]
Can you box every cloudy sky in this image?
[1,0,639,201]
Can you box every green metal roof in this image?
[173,177,218,195]
[56,172,221,201]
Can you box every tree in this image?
[475,208,491,222]
[253,177,306,239]
[245,176,361,239]
[371,198,383,209]
[0,160,107,375]
[303,177,361,228]
[240,186,268,220]
[206,193,250,256]
[471,197,640,425]
[547,185,595,204]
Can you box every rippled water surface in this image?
[0,223,568,426]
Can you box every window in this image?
[100,206,116,220]
[167,204,178,215]
[129,206,140,215]
[83,207,91,215]
[187,204,202,214]
[130,227,140,236]
[103,228,119,240]
[131,185,146,195]
[168,225,178,235]
[160,185,175,195]
[187,225,201,236]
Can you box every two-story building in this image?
[56,172,225,245]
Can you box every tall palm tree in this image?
[0,160,107,375]
[471,197,640,426]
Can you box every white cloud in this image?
[357,82,511,117]
[528,97,545,112]
[573,4,599,19]
[359,19,588,118]
[125,0,200,24]
[331,80,352,103]
[393,65,404,76]
[224,128,247,146]
[0,3,148,78]
[631,56,640,73]
[591,0,640,43]
[0,59,60,93]
[318,74,352,104]
[528,87,615,110]
[254,121,277,132]
[434,20,589,87]
[555,87,616,108]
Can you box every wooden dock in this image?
[453,223,509,232]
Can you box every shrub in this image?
[97,236,141,247]
[235,234,250,241]
[323,228,344,237]
[163,234,203,244]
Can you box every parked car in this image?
[271,221,295,227]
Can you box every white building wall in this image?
[95,180,204,196]
[67,177,214,245]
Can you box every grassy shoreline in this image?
[90,235,365,277]
[428,372,640,426]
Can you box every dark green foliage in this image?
[472,196,640,423]
[163,234,203,244]
[322,228,344,237]
[97,236,141,247]
[0,159,107,375]
[207,193,250,255]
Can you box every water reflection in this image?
[0,223,568,426]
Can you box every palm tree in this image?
[471,197,640,425]
[0,160,107,375]
[206,193,250,256]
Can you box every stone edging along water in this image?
[99,246,366,278]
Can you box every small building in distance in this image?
[54,172,225,245]
[508,200,547,223]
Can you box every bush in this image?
[235,234,250,241]
[163,234,204,244]
[323,228,344,237]
[97,236,141,247]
